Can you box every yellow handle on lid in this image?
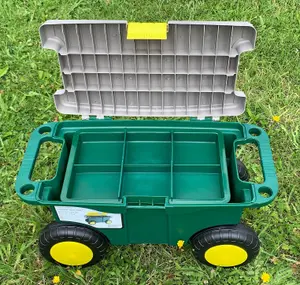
[127,22,168,40]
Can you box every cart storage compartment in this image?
[61,130,230,203]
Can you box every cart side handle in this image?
[15,123,65,205]
[235,125,278,207]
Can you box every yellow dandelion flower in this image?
[177,240,184,249]
[52,275,60,284]
[261,272,271,283]
[272,115,280,122]
[75,269,82,276]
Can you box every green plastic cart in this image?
[15,20,278,268]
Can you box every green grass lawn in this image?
[0,0,300,284]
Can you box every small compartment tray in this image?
[60,129,230,204]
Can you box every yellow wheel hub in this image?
[204,244,248,267]
[50,241,93,266]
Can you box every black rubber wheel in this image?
[190,224,260,267]
[237,159,250,181]
[39,222,109,267]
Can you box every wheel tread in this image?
[38,222,109,267]
[191,224,260,267]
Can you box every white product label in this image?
[54,206,122,229]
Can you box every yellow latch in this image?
[127,22,168,40]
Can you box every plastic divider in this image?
[118,129,127,200]
[170,132,174,200]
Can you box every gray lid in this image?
[40,20,256,117]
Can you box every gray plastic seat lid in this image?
[40,20,256,118]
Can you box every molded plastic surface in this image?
[40,20,256,117]
[15,120,278,245]
[16,120,277,207]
